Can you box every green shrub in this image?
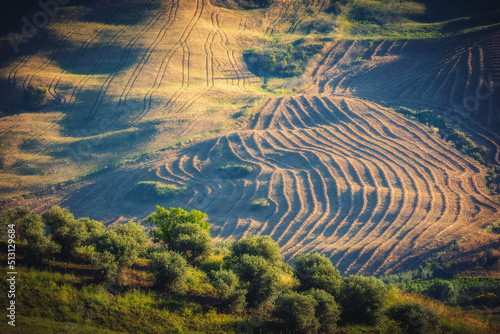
[149,251,189,294]
[147,206,210,249]
[170,223,212,264]
[251,198,270,210]
[212,269,247,314]
[94,222,148,270]
[23,85,48,109]
[275,291,320,334]
[293,253,342,297]
[226,234,282,265]
[304,289,341,333]
[338,275,387,325]
[386,301,441,334]
[42,206,88,256]
[424,280,458,304]
[217,165,254,178]
[125,181,187,203]
[243,42,321,79]
[92,250,119,283]
[234,254,284,307]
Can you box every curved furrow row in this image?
[171,11,218,115]
[432,55,463,104]
[214,12,248,91]
[113,0,179,119]
[87,1,178,121]
[4,4,84,94]
[133,0,204,122]
[61,0,138,119]
[260,131,326,246]
[1,0,142,174]
[314,100,448,264]
[363,99,496,211]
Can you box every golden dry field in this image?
[1,0,500,275]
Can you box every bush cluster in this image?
[243,43,321,79]
[2,205,450,333]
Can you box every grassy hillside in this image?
[1,205,500,333]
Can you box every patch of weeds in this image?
[251,198,270,210]
[125,181,187,203]
[217,165,254,178]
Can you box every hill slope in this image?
[1,0,500,275]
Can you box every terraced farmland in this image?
[48,94,499,275]
[1,0,500,275]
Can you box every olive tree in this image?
[94,222,148,270]
[212,269,247,314]
[304,289,341,333]
[170,223,212,264]
[149,251,189,294]
[226,234,282,265]
[293,253,342,297]
[1,208,59,260]
[42,206,88,256]
[275,291,320,334]
[386,302,441,334]
[338,275,388,325]
[234,254,284,307]
[146,206,210,249]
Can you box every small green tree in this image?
[304,289,341,333]
[94,222,148,270]
[1,208,60,260]
[267,54,277,73]
[0,207,31,241]
[386,302,441,334]
[170,223,212,264]
[234,254,284,307]
[424,280,458,304]
[79,217,105,245]
[275,291,320,334]
[338,275,387,325]
[293,253,342,297]
[226,234,282,265]
[41,206,88,256]
[146,206,210,249]
[149,251,189,294]
[92,250,119,283]
[212,269,247,314]
[23,85,48,109]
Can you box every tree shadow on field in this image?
[80,0,162,26]
[51,44,143,75]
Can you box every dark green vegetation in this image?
[395,107,488,165]
[217,164,254,178]
[394,106,500,195]
[22,85,48,110]
[211,0,274,10]
[250,198,270,210]
[382,263,500,309]
[1,206,500,333]
[486,168,500,195]
[125,182,187,203]
[244,42,322,78]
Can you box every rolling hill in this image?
[1,0,500,275]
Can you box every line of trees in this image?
[1,205,443,333]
